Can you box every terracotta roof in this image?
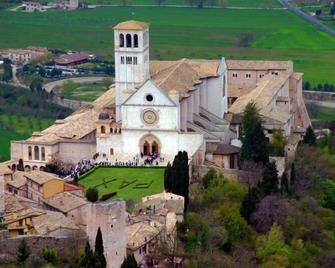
[113,20,149,30]
[226,60,292,71]
[150,59,220,98]
[8,171,27,188]
[5,207,45,225]
[5,193,26,214]
[213,143,240,155]
[25,86,115,144]
[24,171,63,185]
[0,164,12,175]
[43,192,87,213]
[55,53,89,65]
[127,220,162,250]
[32,211,80,235]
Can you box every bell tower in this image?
[113,20,150,121]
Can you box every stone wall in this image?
[194,165,262,187]
[303,90,335,102]
[0,235,85,261]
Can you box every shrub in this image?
[86,187,99,203]
[41,247,58,264]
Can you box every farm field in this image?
[0,7,334,85]
[79,167,165,201]
[41,0,281,8]
[0,128,28,161]
[0,114,54,160]
[59,79,110,101]
[306,103,335,122]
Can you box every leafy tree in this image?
[261,162,278,196]
[256,223,291,266]
[303,81,311,91]
[240,102,268,165]
[202,168,217,189]
[2,58,12,81]
[41,247,58,264]
[86,188,99,203]
[320,180,335,210]
[269,129,286,156]
[121,254,138,268]
[17,239,31,265]
[303,126,316,146]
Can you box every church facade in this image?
[8,20,310,170]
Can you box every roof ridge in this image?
[157,59,186,87]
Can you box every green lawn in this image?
[79,167,165,201]
[0,114,54,160]
[61,80,110,102]
[0,128,28,161]
[0,6,334,85]
[306,103,335,122]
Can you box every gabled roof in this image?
[24,171,63,185]
[43,192,88,213]
[150,59,220,99]
[113,20,149,30]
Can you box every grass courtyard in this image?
[79,167,165,201]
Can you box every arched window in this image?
[41,147,45,161]
[28,146,32,160]
[126,34,132,48]
[119,34,124,47]
[34,146,39,160]
[134,34,138,48]
[101,126,106,134]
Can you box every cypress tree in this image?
[17,239,31,265]
[121,254,138,268]
[164,162,172,192]
[252,122,269,164]
[94,228,106,268]
[240,185,262,223]
[261,162,279,196]
[240,102,268,165]
[280,172,290,195]
[290,163,296,187]
[303,126,316,146]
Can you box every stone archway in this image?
[139,134,161,156]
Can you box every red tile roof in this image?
[55,53,89,65]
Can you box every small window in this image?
[119,34,124,48]
[101,126,106,134]
[28,146,32,160]
[134,34,138,48]
[126,34,132,48]
[232,73,238,78]
[146,94,153,102]
[246,73,251,78]
[121,56,124,64]
[133,57,137,65]
[110,148,114,155]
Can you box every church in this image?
[9,20,310,170]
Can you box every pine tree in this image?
[121,254,138,268]
[17,239,31,265]
[261,162,279,196]
[303,126,316,146]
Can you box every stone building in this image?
[8,20,310,171]
[23,2,44,12]
[86,201,127,268]
[0,47,48,65]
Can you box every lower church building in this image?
[8,20,310,170]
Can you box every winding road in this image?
[278,0,335,37]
